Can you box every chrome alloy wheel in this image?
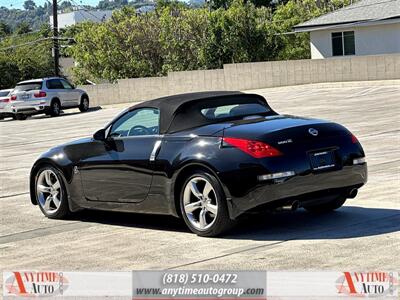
[183,177,218,231]
[36,169,62,214]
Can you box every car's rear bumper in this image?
[0,106,14,118]
[10,101,48,115]
[225,163,367,218]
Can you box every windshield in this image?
[0,91,10,97]
[201,103,270,120]
[15,82,43,92]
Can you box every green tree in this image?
[23,0,37,11]
[69,0,280,83]
[159,7,208,72]
[59,1,73,12]
[0,31,54,89]
[15,22,32,34]
[201,0,277,68]
[0,58,20,89]
[71,7,164,82]
[156,0,188,11]
[0,22,12,38]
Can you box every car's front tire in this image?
[180,171,235,237]
[303,195,347,213]
[79,96,89,112]
[34,165,70,219]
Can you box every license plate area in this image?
[309,150,336,171]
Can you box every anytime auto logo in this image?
[336,272,398,297]
[4,271,69,297]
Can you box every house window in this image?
[331,31,355,56]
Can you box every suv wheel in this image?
[180,171,235,237]
[49,100,61,117]
[15,114,27,120]
[79,96,89,112]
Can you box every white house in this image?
[293,0,400,59]
[50,10,113,29]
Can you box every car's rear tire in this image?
[303,195,347,213]
[180,171,235,237]
[79,95,89,112]
[34,165,70,219]
[49,99,61,117]
[15,114,27,120]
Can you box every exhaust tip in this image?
[348,189,358,199]
[280,200,299,211]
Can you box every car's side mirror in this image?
[93,129,106,141]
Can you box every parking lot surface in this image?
[0,82,399,274]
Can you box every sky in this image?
[0,0,100,9]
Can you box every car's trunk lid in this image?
[221,115,349,150]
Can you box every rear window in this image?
[201,103,269,120]
[15,82,43,91]
[0,91,10,97]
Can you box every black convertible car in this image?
[30,91,367,236]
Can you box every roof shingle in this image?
[294,0,400,30]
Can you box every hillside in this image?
[0,6,50,31]
[0,0,189,32]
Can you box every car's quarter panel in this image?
[150,133,227,217]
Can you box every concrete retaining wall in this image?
[79,54,400,106]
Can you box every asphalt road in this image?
[0,82,399,275]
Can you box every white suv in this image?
[10,77,89,120]
[0,89,14,120]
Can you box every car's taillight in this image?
[10,95,17,101]
[351,133,358,143]
[34,91,46,98]
[1,98,10,102]
[222,137,282,158]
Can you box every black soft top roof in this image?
[128,91,270,134]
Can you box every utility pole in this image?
[52,0,59,76]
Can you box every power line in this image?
[0,37,52,51]
[0,36,73,51]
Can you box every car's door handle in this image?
[150,140,162,162]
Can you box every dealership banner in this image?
[132,271,266,299]
[2,271,398,299]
